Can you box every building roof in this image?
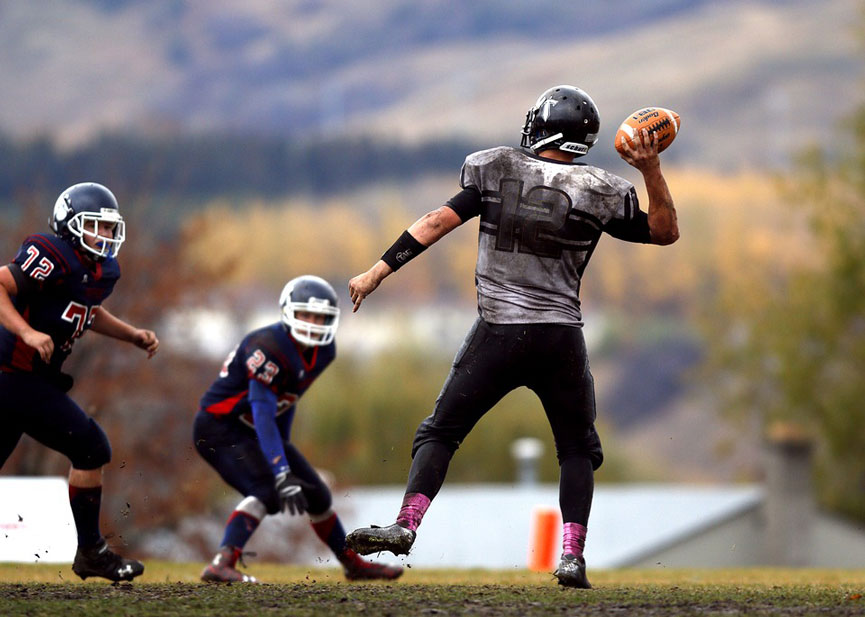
[336,483,764,569]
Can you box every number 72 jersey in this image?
[0,233,119,374]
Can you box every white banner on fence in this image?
[0,477,76,563]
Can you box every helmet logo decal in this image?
[53,196,72,223]
[539,98,558,121]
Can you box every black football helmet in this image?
[279,275,340,346]
[50,182,125,260]
[520,85,600,156]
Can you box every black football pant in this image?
[193,410,332,516]
[407,318,601,525]
[0,371,111,470]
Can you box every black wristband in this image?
[381,230,427,271]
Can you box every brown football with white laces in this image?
[615,107,681,154]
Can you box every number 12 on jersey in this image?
[494,179,573,258]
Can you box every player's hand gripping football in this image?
[274,471,313,516]
[617,128,661,172]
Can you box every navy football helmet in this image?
[50,182,125,260]
[279,275,340,347]
[520,85,600,156]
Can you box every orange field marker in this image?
[527,506,560,572]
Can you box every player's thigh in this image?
[283,443,331,514]
[416,319,518,448]
[0,429,23,469]
[0,374,24,467]
[12,375,111,469]
[193,411,273,498]
[530,327,600,459]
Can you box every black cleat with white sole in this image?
[72,539,144,582]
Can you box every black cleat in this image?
[554,553,592,589]
[340,548,404,581]
[72,539,144,582]
[346,523,416,556]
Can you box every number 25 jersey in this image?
[452,147,651,326]
[0,233,120,375]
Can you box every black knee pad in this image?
[411,418,461,458]
[304,481,332,516]
[556,445,604,471]
[250,483,281,515]
[69,418,112,470]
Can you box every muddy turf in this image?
[1,563,863,616]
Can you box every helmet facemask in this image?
[279,275,340,347]
[281,300,339,347]
[67,210,126,259]
[51,183,125,260]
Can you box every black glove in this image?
[274,471,311,516]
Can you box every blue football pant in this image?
[193,410,331,516]
[0,371,111,470]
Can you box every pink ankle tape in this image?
[396,492,431,531]
[563,522,587,558]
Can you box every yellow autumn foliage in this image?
[181,168,814,313]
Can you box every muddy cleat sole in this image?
[346,523,416,556]
[72,540,145,582]
[554,553,591,589]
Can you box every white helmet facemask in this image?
[279,275,340,347]
[281,299,339,347]
[65,208,126,258]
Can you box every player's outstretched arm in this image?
[349,205,463,312]
[618,128,679,245]
[0,266,53,362]
[90,307,159,358]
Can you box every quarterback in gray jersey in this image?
[462,145,642,325]
[346,85,679,589]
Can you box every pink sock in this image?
[395,492,431,531]
[563,522,587,558]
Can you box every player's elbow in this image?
[652,226,680,245]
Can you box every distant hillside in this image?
[0,0,861,171]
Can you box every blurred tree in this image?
[701,108,865,522]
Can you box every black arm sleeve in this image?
[604,210,652,244]
[446,186,483,222]
[7,263,38,296]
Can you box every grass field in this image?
[2,562,864,616]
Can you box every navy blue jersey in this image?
[199,322,335,432]
[0,233,120,376]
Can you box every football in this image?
[614,107,681,154]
